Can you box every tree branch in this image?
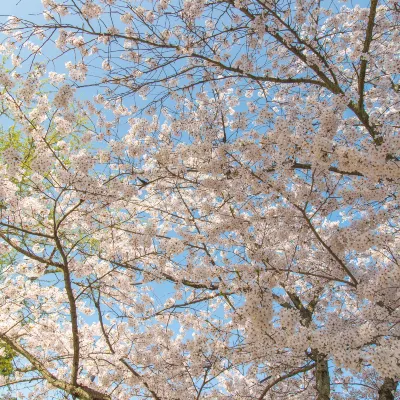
[0,334,110,400]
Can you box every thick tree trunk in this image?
[315,354,330,400]
[378,378,398,400]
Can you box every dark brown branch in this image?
[0,232,64,269]
[0,334,110,400]
[52,198,83,386]
[92,294,162,400]
[295,206,358,287]
[315,354,330,400]
[358,0,378,110]
[258,363,316,399]
[378,378,398,400]
[291,162,364,177]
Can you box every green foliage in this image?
[0,248,17,270]
[0,343,16,377]
[0,124,31,156]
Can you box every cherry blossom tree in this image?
[0,0,399,399]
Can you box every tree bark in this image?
[315,354,330,400]
[378,378,398,400]
[283,289,331,399]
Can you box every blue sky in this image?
[1,0,43,20]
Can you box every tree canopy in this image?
[0,0,399,398]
